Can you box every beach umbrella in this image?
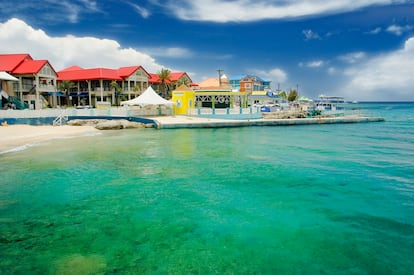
[0,71,18,81]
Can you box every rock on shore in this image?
[67,119,154,130]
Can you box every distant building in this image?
[0,53,57,109]
[229,74,271,92]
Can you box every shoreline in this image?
[0,115,385,153]
[0,125,100,154]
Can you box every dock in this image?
[151,115,385,129]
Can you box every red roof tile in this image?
[149,72,192,84]
[61,65,84,71]
[12,60,51,74]
[117,66,140,78]
[148,73,162,84]
[0,53,32,72]
[170,72,186,81]
[58,68,122,81]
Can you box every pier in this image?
[151,115,385,129]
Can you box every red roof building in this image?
[149,71,194,98]
[0,53,33,72]
[0,54,58,109]
[57,65,151,107]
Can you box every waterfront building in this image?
[149,71,193,96]
[0,53,58,109]
[230,74,271,92]
[57,65,150,107]
[172,75,250,115]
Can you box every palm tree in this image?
[58,80,75,106]
[176,77,190,88]
[110,81,119,105]
[288,89,298,102]
[278,91,287,100]
[157,68,171,98]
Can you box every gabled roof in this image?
[58,68,122,81]
[117,66,150,78]
[149,72,192,84]
[149,73,171,84]
[198,78,219,88]
[0,53,32,72]
[12,60,54,74]
[61,65,84,71]
[170,72,186,81]
[175,84,193,91]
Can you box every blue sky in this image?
[0,0,413,100]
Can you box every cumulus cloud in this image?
[162,0,405,23]
[251,67,288,88]
[341,37,414,101]
[338,52,366,63]
[0,18,172,72]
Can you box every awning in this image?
[69,92,89,97]
[48,91,65,97]
[0,71,18,81]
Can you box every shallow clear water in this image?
[1,103,414,274]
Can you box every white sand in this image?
[0,125,99,153]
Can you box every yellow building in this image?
[172,83,250,115]
[171,84,195,115]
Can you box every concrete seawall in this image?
[151,115,385,129]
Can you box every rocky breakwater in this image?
[67,119,154,130]
[262,110,308,119]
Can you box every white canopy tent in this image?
[0,71,18,81]
[121,86,174,106]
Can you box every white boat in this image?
[314,95,345,116]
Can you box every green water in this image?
[1,103,414,274]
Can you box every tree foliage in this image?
[288,89,298,102]
[58,80,75,106]
[158,68,171,98]
[176,78,189,87]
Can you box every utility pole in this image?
[217,69,223,86]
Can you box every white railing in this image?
[53,111,68,126]
[188,107,261,116]
[0,106,173,118]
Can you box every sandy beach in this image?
[0,125,99,153]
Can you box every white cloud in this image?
[129,3,151,18]
[142,47,193,58]
[386,24,413,36]
[251,67,288,87]
[300,60,324,68]
[0,0,101,24]
[341,37,414,101]
[338,52,366,63]
[303,29,320,40]
[0,18,167,72]
[368,27,382,34]
[163,0,405,23]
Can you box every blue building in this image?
[229,74,271,92]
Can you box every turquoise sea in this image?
[1,102,413,274]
